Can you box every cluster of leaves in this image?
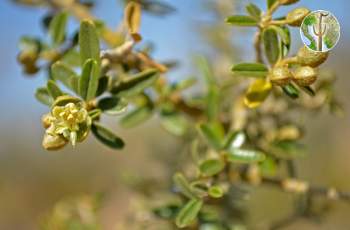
[16,0,346,229]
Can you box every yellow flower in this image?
[43,102,91,149]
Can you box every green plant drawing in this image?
[301,10,340,51]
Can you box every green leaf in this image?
[231,63,268,78]
[282,83,299,99]
[98,96,128,115]
[301,86,315,97]
[161,114,188,136]
[173,173,196,199]
[208,186,224,198]
[246,3,262,21]
[47,80,63,99]
[51,61,79,93]
[88,109,101,120]
[267,0,278,9]
[194,56,215,86]
[175,199,203,228]
[244,79,272,108]
[91,122,124,149]
[52,95,81,107]
[263,28,280,65]
[198,123,225,150]
[224,131,246,150]
[49,12,68,45]
[271,140,305,159]
[35,87,53,106]
[199,159,225,177]
[79,59,99,101]
[207,86,220,122]
[111,69,159,97]
[226,148,266,163]
[96,75,109,97]
[79,20,100,67]
[226,15,258,26]
[268,25,290,45]
[120,106,153,128]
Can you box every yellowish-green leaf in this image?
[51,61,79,93]
[246,3,261,21]
[124,1,142,42]
[49,11,68,45]
[226,15,258,26]
[244,79,272,108]
[199,159,225,177]
[208,186,224,198]
[79,20,100,67]
[35,87,53,106]
[173,173,196,199]
[198,122,225,150]
[175,199,203,228]
[47,80,63,99]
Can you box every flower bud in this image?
[42,133,67,150]
[297,46,328,67]
[269,66,292,86]
[286,7,310,27]
[293,66,317,86]
[279,0,300,5]
[42,113,51,128]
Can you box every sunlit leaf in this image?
[226,148,266,163]
[246,3,261,21]
[244,79,272,108]
[49,11,68,45]
[79,20,100,67]
[267,0,278,9]
[125,1,142,42]
[175,199,203,228]
[226,15,258,26]
[91,122,125,149]
[231,63,268,78]
[224,131,246,150]
[208,186,224,198]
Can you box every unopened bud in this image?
[269,66,292,86]
[297,46,328,67]
[286,7,310,27]
[293,66,317,86]
[42,133,67,151]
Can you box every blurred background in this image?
[0,0,349,229]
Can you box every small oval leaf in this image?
[175,199,203,228]
[199,159,225,177]
[244,79,272,108]
[91,122,125,149]
[35,87,53,106]
[226,148,266,163]
[98,96,128,115]
[47,80,63,99]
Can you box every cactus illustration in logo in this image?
[300,10,340,52]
